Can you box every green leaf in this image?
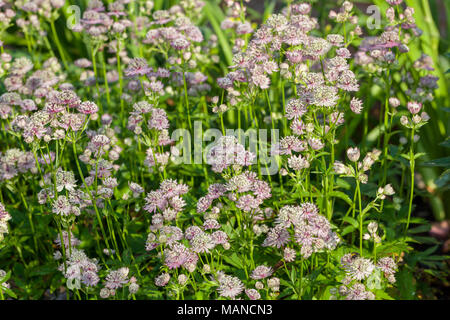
[397,217,428,225]
[422,157,450,168]
[329,191,353,206]
[400,153,411,160]
[222,253,244,269]
[414,152,427,160]
[0,270,11,283]
[203,3,233,66]
[436,169,450,189]
[375,289,395,300]
[263,0,277,22]
[407,224,431,234]
[396,268,416,300]
[376,240,412,256]
[29,265,56,277]
[290,267,297,283]
[439,138,450,148]
[410,236,440,245]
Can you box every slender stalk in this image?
[90,46,102,113]
[116,39,125,123]
[50,19,68,69]
[265,89,275,130]
[357,179,363,255]
[100,51,111,104]
[72,140,113,258]
[19,185,38,253]
[382,71,391,186]
[299,257,303,299]
[405,128,416,234]
[182,69,192,130]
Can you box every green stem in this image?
[116,39,125,124]
[382,70,391,185]
[357,179,363,255]
[182,68,192,131]
[91,46,102,113]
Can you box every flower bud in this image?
[368,221,378,234]
[407,101,422,114]
[347,147,360,162]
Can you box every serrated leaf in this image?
[410,236,440,244]
[439,138,450,148]
[400,153,411,160]
[396,269,416,300]
[397,217,428,224]
[414,152,427,159]
[290,267,297,283]
[222,253,244,269]
[377,240,412,256]
[335,178,351,190]
[367,269,383,290]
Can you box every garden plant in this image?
[0,0,449,300]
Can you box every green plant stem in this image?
[265,89,275,130]
[50,19,68,69]
[18,185,38,253]
[72,140,113,259]
[405,127,416,234]
[100,51,111,104]
[116,39,125,123]
[90,46,102,113]
[358,182,363,255]
[182,68,192,131]
[382,70,391,186]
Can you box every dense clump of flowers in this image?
[334,148,382,184]
[58,248,100,288]
[143,179,188,218]
[0,203,11,243]
[0,149,36,181]
[54,231,81,250]
[216,271,245,299]
[263,202,340,258]
[105,267,130,290]
[206,136,255,173]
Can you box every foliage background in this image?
[0,0,449,299]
